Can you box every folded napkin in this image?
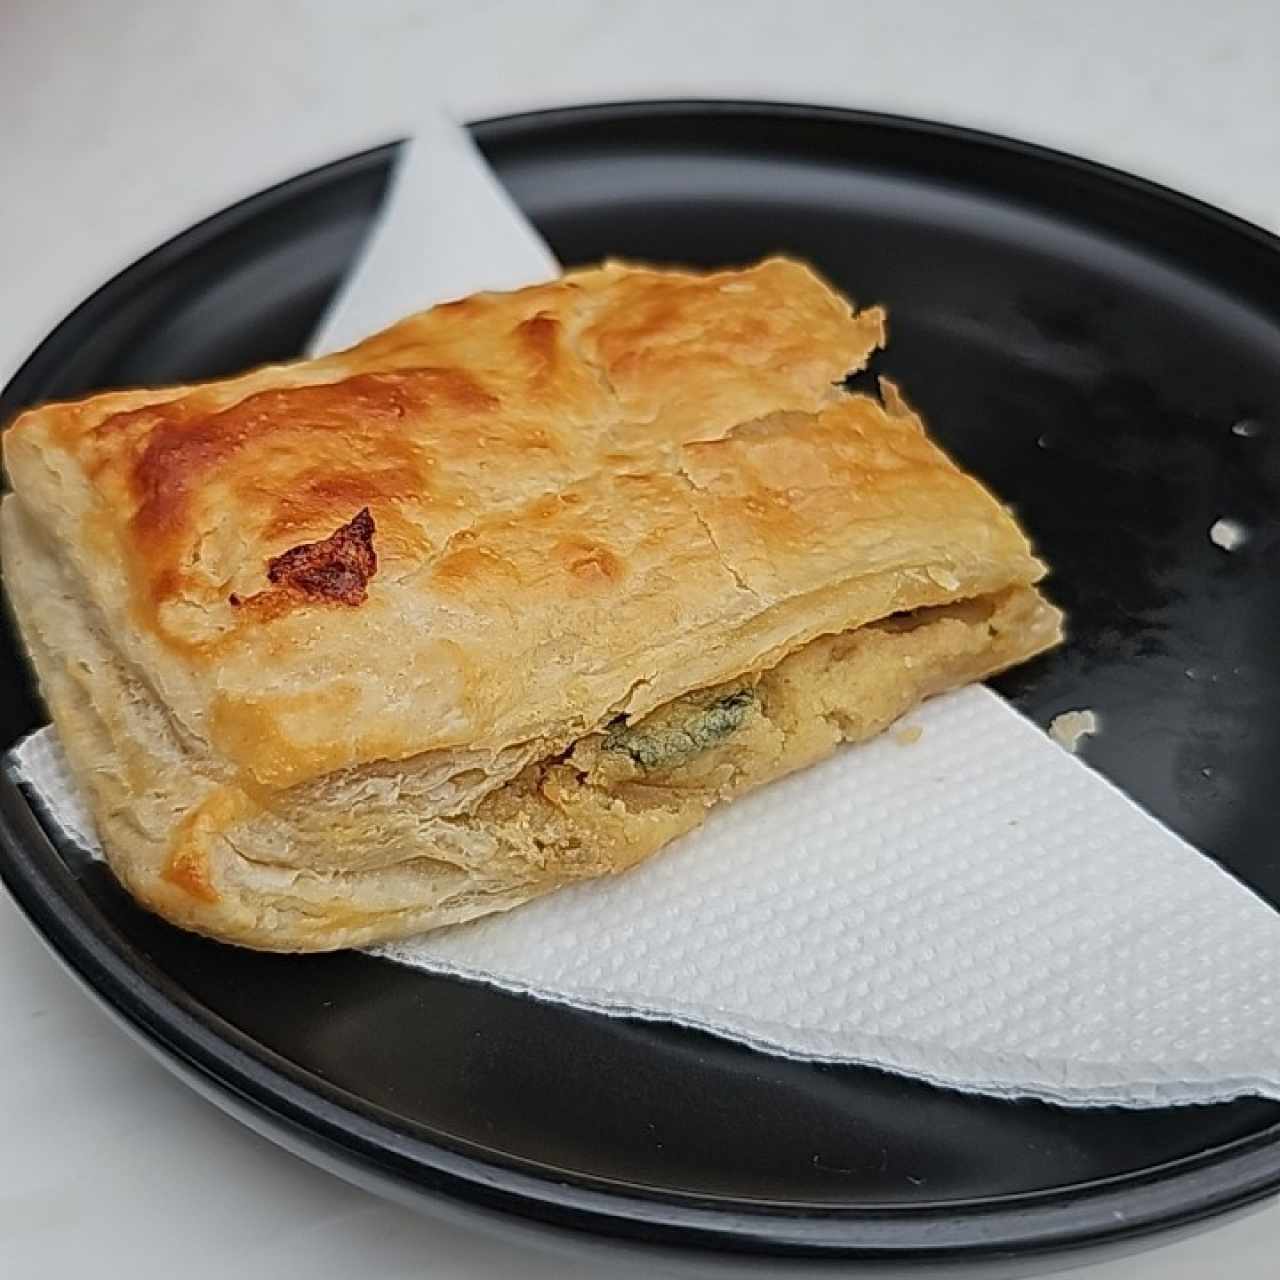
[11,110,1280,1108]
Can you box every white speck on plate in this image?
[1209,518,1248,551]
[1048,709,1100,753]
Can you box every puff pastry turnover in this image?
[1,258,1061,950]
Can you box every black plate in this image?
[4,102,1280,1263]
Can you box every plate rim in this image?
[4,98,1280,1259]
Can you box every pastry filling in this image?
[440,582,1059,893]
[212,583,1059,900]
[602,688,758,771]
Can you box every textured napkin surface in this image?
[377,685,1280,1107]
[9,113,1280,1109]
[308,107,557,355]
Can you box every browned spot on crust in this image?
[162,848,219,903]
[260,462,424,540]
[131,408,254,539]
[269,507,377,602]
[432,544,521,590]
[232,508,377,613]
[516,312,560,366]
[526,494,561,523]
[128,370,493,545]
[557,537,624,586]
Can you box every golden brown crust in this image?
[3,258,899,790]
[2,257,1061,950]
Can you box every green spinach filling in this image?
[602,688,757,771]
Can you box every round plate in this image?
[4,102,1280,1261]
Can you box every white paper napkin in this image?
[308,108,558,354]
[10,112,1280,1109]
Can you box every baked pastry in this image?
[1,258,1061,951]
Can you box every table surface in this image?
[4,2,1280,1275]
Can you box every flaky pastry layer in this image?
[3,492,1058,948]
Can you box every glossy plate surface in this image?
[3,102,1280,1259]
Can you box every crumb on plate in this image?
[1049,709,1099,753]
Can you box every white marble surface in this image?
[3,2,1280,1275]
